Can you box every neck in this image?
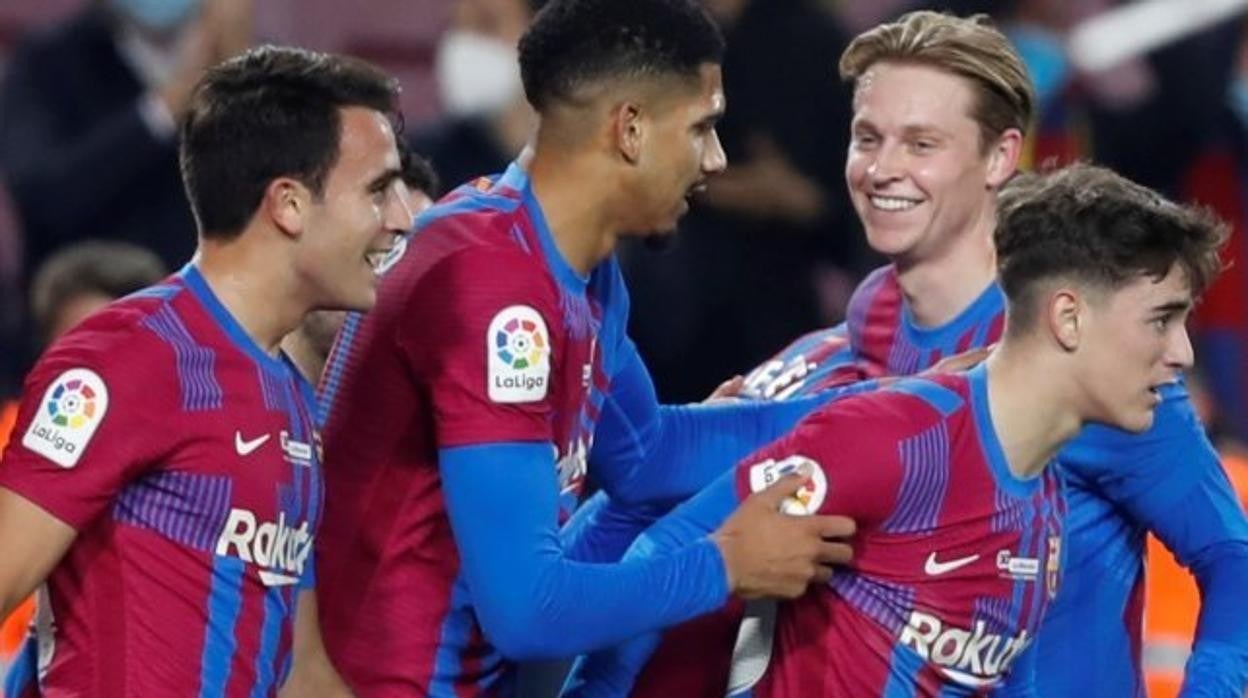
[525,139,617,276]
[982,340,1083,480]
[895,209,998,328]
[195,236,307,355]
[280,329,324,385]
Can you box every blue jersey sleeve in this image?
[1059,380,1248,694]
[561,491,668,564]
[997,640,1038,697]
[562,470,741,698]
[590,340,832,506]
[2,637,38,698]
[439,442,730,660]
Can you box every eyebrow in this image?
[695,96,726,127]
[367,167,403,193]
[1151,300,1192,315]
[902,125,949,139]
[852,119,949,139]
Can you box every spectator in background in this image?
[409,0,544,189]
[0,0,252,278]
[621,0,862,403]
[28,241,168,346]
[0,239,166,690]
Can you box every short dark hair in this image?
[180,45,401,239]
[400,148,440,199]
[518,0,725,112]
[996,163,1228,334]
[31,240,167,343]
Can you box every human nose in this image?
[1166,324,1195,371]
[703,128,728,176]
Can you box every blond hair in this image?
[839,11,1035,151]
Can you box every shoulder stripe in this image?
[883,378,964,417]
[142,303,223,411]
[881,421,952,533]
[414,192,523,233]
[126,283,183,302]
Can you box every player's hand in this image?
[922,344,995,375]
[704,375,745,404]
[712,467,856,600]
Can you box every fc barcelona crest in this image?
[1046,535,1062,600]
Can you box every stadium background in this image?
[0,1,1246,696]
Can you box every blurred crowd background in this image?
[3,0,1248,446]
[0,1,1247,693]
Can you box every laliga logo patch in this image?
[22,368,109,468]
[487,305,551,403]
[748,455,827,516]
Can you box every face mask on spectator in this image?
[110,0,202,35]
[435,30,523,118]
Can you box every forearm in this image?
[442,444,729,660]
[563,473,739,697]
[0,488,75,621]
[600,394,829,506]
[561,492,668,564]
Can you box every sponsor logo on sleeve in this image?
[747,455,827,516]
[21,368,109,468]
[487,305,551,403]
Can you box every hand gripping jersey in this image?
[631,264,1247,697]
[732,369,1064,696]
[568,369,1065,697]
[0,265,323,697]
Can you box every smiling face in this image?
[623,62,728,236]
[1075,264,1196,433]
[295,107,411,312]
[845,61,1017,265]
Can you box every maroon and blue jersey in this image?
[740,266,1004,402]
[746,266,1248,695]
[729,369,1065,696]
[0,265,323,697]
[567,368,1066,697]
[315,162,629,695]
[629,263,1247,696]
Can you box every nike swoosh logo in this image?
[234,431,271,456]
[924,552,980,576]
